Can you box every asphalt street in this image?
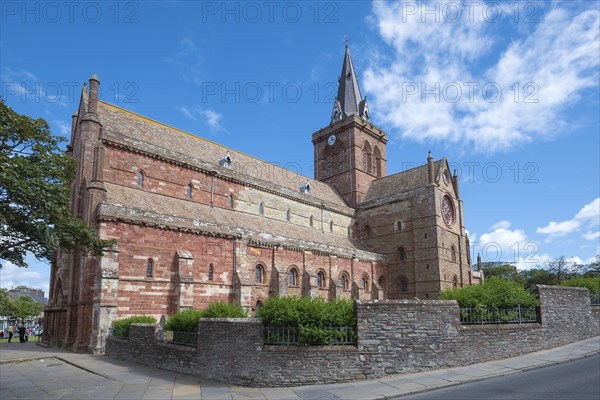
[407,353,600,400]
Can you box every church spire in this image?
[331,46,369,124]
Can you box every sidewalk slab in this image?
[0,336,598,400]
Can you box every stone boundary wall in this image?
[106,285,599,386]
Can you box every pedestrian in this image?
[18,324,26,343]
[0,331,4,338]
[8,325,14,343]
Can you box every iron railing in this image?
[264,326,356,345]
[460,306,538,325]
[590,294,600,306]
[157,330,198,347]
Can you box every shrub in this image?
[112,315,156,336]
[164,301,248,331]
[257,296,356,345]
[559,276,600,294]
[439,277,539,309]
[199,301,248,318]
[257,296,356,328]
[164,309,204,332]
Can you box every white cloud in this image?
[490,220,511,230]
[0,256,50,297]
[583,231,600,241]
[575,198,600,222]
[52,120,71,136]
[536,220,581,237]
[475,222,541,267]
[179,106,229,135]
[363,1,600,153]
[537,198,600,239]
[164,36,205,84]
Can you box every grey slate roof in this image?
[96,101,352,212]
[361,160,444,206]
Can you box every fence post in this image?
[518,305,522,324]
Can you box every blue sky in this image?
[1,0,599,296]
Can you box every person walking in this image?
[8,325,14,343]
[18,324,26,343]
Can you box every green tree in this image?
[519,268,557,289]
[0,98,113,268]
[7,296,44,323]
[0,289,13,316]
[482,264,523,283]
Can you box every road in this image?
[407,354,600,400]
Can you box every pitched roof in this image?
[99,183,380,260]
[361,160,445,206]
[96,101,353,212]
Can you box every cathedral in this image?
[44,47,479,353]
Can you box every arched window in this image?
[185,183,192,199]
[362,141,372,173]
[453,275,458,288]
[398,247,406,262]
[255,300,263,312]
[395,221,403,231]
[228,194,234,208]
[255,265,264,284]
[399,276,408,293]
[146,258,153,278]
[340,273,349,290]
[451,245,457,262]
[286,209,291,221]
[330,221,334,232]
[208,264,214,281]
[288,267,298,287]
[362,274,370,292]
[309,216,314,227]
[137,171,144,188]
[317,271,326,288]
[364,225,371,239]
[258,202,264,215]
[374,146,382,177]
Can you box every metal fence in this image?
[157,330,198,347]
[591,294,600,306]
[264,326,356,345]
[459,306,538,325]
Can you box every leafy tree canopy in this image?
[9,296,44,323]
[0,98,113,268]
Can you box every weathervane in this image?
[343,34,351,45]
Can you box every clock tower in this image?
[312,46,388,207]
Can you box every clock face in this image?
[327,134,337,146]
[441,196,455,226]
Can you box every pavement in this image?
[0,336,598,400]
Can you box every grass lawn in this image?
[0,336,42,343]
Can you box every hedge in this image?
[257,296,356,345]
[164,301,247,331]
[439,277,539,308]
[112,315,156,337]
